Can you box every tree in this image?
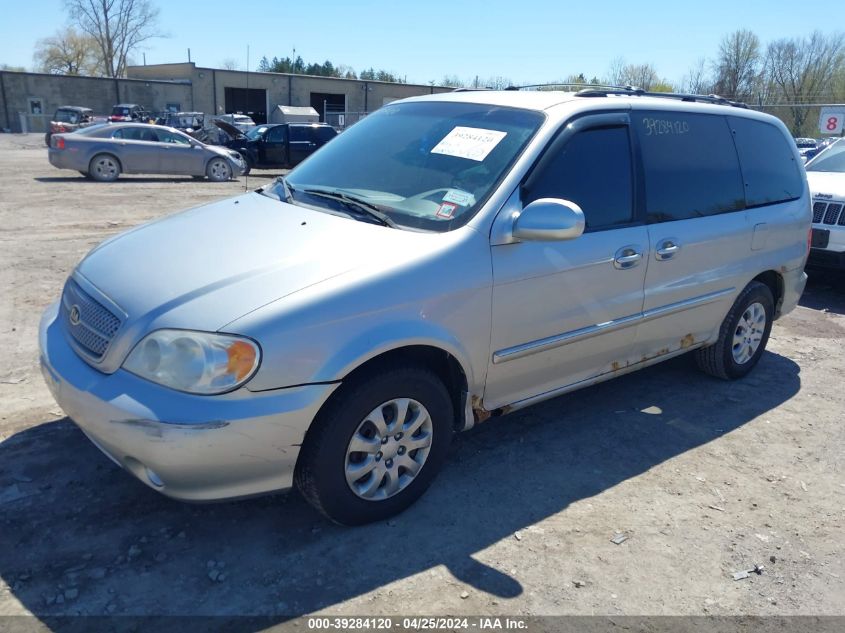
[33,27,101,75]
[65,0,161,78]
[764,31,845,134]
[713,29,761,100]
[220,58,240,71]
[681,57,714,94]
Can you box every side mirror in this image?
[512,198,585,242]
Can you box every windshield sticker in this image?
[436,202,458,219]
[442,189,476,207]
[431,127,507,162]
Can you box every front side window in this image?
[522,126,634,230]
[729,116,804,207]
[279,102,544,231]
[157,130,191,145]
[635,112,745,222]
[266,126,287,143]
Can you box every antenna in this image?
[244,44,250,192]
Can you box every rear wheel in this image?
[695,281,774,380]
[206,157,232,182]
[44,132,52,147]
[295,367,454,525]
[89,154,120,182]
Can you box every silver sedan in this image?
[47,123,246,181]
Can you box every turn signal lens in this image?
[227,340,258,382]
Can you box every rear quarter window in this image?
[635,112,745,222]
[728,116,804,207]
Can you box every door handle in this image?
[614,246,643,269]
[655,238,680,260]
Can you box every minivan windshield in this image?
[270,101,544,231]
[806,139,845,172]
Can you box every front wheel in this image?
[295,367,454,525]
[695,281,774,380]
[206,157,232,182]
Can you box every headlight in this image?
[123,330,260,395]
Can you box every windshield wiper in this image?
[301,188,399,228]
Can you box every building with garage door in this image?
[0,62,451,133]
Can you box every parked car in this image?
[214,120,338,173]
[108,103,150,123]
[215,113,256,132]
[794,137,820,162]
[39,90,809,525]
[44,106,95,147]
[805,138,845,270]
[48,123,245,181]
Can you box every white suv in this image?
[806,138,845,271]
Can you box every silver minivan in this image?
[39,89,810,524]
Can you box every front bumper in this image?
[38,302,337,501]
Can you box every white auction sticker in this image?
[442,189,476,206]
[431,127,507,162]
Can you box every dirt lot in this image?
[0,133,843,624]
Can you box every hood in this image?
[75,193,441,363]
[213,119,247,140]
[806,171,845,200]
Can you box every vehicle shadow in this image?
[32,176,237,184]
[801,268,845,315]
[0,351,800,624]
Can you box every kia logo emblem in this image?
[69,305,81,325]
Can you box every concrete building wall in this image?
[0,63,451,133]
[0,71,191,132]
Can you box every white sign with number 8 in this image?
[819,107,844,135]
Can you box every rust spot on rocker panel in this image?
[680,333,695,349]
[471,395,511,423]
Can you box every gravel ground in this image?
[0,134,843,625]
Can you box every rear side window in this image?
[289,126,308,142]
[728,117,803,207]
[523,126,634,230]
[635,112,744,222]
[312,126,337,143]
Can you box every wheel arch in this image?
[751,270,785,317]
[89,151,123,172]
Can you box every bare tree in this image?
[65,0,160,78]
[764,31,845,134]
[220,58,240,71]
[620,63,661,90]
[713,29,761,100]
[606,56,626,86]
[681,57,714,94]
[33,27,101,75]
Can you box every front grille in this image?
[61,279,122,360]
[812,202,827,223]
[813,200,845,226]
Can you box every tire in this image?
[206,157,232,182]
[88,154,121,182]
[44,132,52,147]
[295,367,454,525]
[695,281,774,380]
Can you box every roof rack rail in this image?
[503,83,748,108]
[504,83,626,92]
[575,86,748,109]
[451,87,491,92]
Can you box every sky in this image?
[0,0,837,86]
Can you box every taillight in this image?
[54,137,65,150]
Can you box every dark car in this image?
[109,103,150,123]
[214,120,338,173]
[44,106,95,146]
